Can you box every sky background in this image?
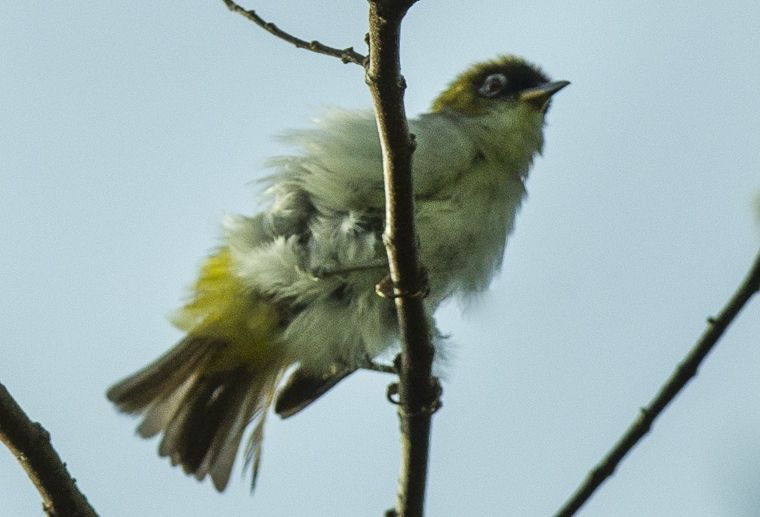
[2,2,760,516]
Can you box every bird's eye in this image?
[478,73,508,98]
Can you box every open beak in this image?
[519,80,570,111]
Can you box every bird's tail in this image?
[107,336,283,491]
[107,248,288,491]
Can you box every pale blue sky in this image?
[2,2,760,516]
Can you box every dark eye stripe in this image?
[474,60,550,100]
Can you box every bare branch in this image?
[0,382,97,517]
[222,0,367,66]
[363,1,440,516]
[555,249,760,517]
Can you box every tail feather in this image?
[106,336,214,413]
[243,408,269,492]
[274,365,354,419]
[135,376,195,438]
[107,336,284,492]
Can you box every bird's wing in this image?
[265,109,480,214]
[266,110,386,214]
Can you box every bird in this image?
[107,55,569,492]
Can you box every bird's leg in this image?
[374,266,430,299]
[358,353,397,375]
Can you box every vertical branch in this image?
[365,2,440,516]
[220,2,439,513]
[0,382,98,517]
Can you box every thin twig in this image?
[364,2,439,517]
[0,382,98,517]
[555,249,760,517]
[222,0,367,66]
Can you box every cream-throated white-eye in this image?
[107,55,569,491]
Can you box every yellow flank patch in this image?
[175,248,283,372]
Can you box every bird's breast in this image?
[416,162,526,303]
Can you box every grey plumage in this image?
[107,55,566,491]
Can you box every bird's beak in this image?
[519,80,571,111]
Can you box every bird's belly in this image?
[417,186,522,303]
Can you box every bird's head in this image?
[431,55,569,116]
[430,55,569,166]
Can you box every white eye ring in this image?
[478,73,508,97]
